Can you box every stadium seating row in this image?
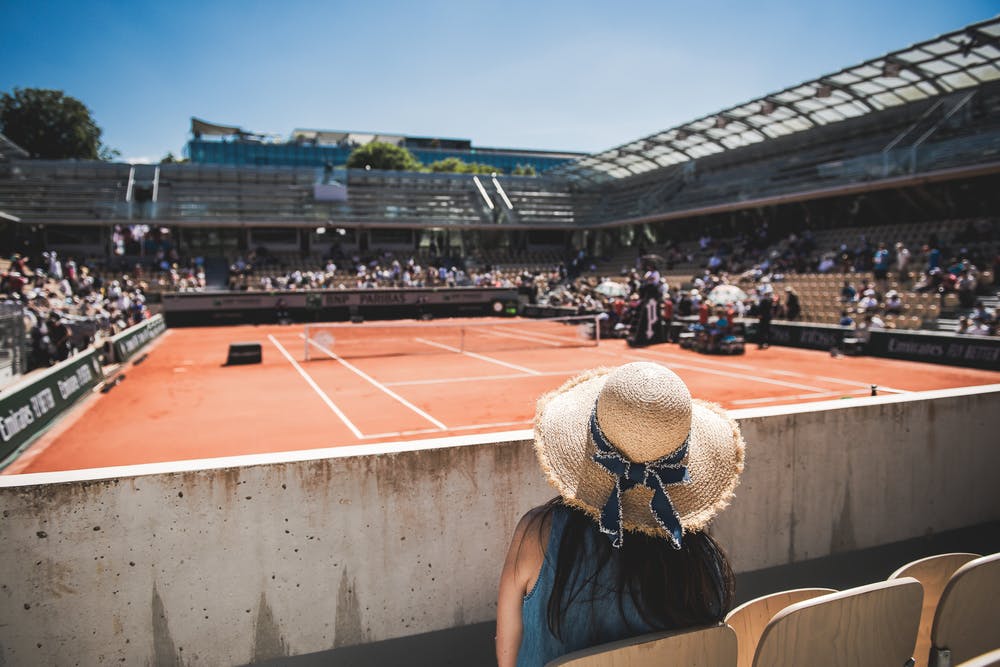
[547,551,1000,667]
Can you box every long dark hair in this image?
[534,498,735,640]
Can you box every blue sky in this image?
[1,1,997,162]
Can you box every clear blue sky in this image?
[1,1,996,162]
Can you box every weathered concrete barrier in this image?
[1,385,998,665]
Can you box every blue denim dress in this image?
[516,505,659,667]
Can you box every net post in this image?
[594,314,600,346]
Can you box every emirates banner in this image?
[0,350,103,467]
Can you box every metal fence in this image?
[0,304,28,390]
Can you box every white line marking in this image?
[635,346,915,393]
[360,419,533,440]
[268,335,364,439]
[301,334,448,430]
[629,348,830,391]
[731,389,870,405]
[415,338,542,375]
[385,369,588,387]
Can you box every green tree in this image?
[346,141,421,171]
[0,87,117,160]
[427,157,502,175]
[513,164,536,176]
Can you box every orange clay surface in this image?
[7,319,999,474]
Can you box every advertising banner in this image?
[0,350,103,466]
[110,315,167,363]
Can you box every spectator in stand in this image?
[895,242,911,282]
[677,290,693,318]
[47,312,72,362]
[697,299,710,326]
[957,267,978,308]
[926,244,942,272]
[840,280,857,304]
[972,301,990,323]
[784,287,801,321]
[496,363,742,667]
[967,315,990,336]
[689,288,702,311]
[885,290,904,315]
[839,309,855,327]
[817,254,836,273]
[872,242,891,288]
[661,293,674,341]
[859,289,879,313]
[757,285,773,350]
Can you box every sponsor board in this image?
[869,330,1000,370]
[110,315,168,363]
[163,288,517,312]
[0,350,104,466]
[748,320,1000,370]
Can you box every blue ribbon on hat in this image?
[590,402,691,549]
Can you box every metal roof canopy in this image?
[555,17,1000,184]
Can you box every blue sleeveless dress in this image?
[516,505,660,667]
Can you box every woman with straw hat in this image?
[496,362,745,667]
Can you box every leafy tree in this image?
[427,157,502,175]
[346,141,421,171]
[512,164,537,176]
[427,156,466,173]
[161,152,187,164]
[0,87,117,160]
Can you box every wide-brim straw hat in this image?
[534,362,745,541]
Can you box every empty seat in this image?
[726,588,835,667]
[751,577,923,667]
[544,624,737,667]
[889,553,981,667]
[928,553,1000,667]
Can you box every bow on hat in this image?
[590,403,691,549]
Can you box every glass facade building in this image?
[186,138,583,174]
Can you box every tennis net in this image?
[303,315,600,360]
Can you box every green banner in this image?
[0,350,104,467]
[111,314,167,363]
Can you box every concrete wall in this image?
[1,385,998,666]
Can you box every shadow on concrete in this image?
[249,521,1000,667]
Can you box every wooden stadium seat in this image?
[751,578,923,667]
[726,588,835,667]
[544,624,737,667]
[928,553,1000,667]
[956,648,1000,667]
[889,553,981,666]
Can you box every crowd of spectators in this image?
[0,251,150,371]
[225,248,546,292]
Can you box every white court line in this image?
[624,348,830,392]
[301,334,448,431]
[385,369,587,387]
[268,335,364,439]
[632,345,913,393]
[360,419,533,440]
[731,388,870,405]
[415,338,542,375]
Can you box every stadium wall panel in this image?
[161,288,519,326]
[0,386,998,664]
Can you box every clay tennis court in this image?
[6,316,999,474]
